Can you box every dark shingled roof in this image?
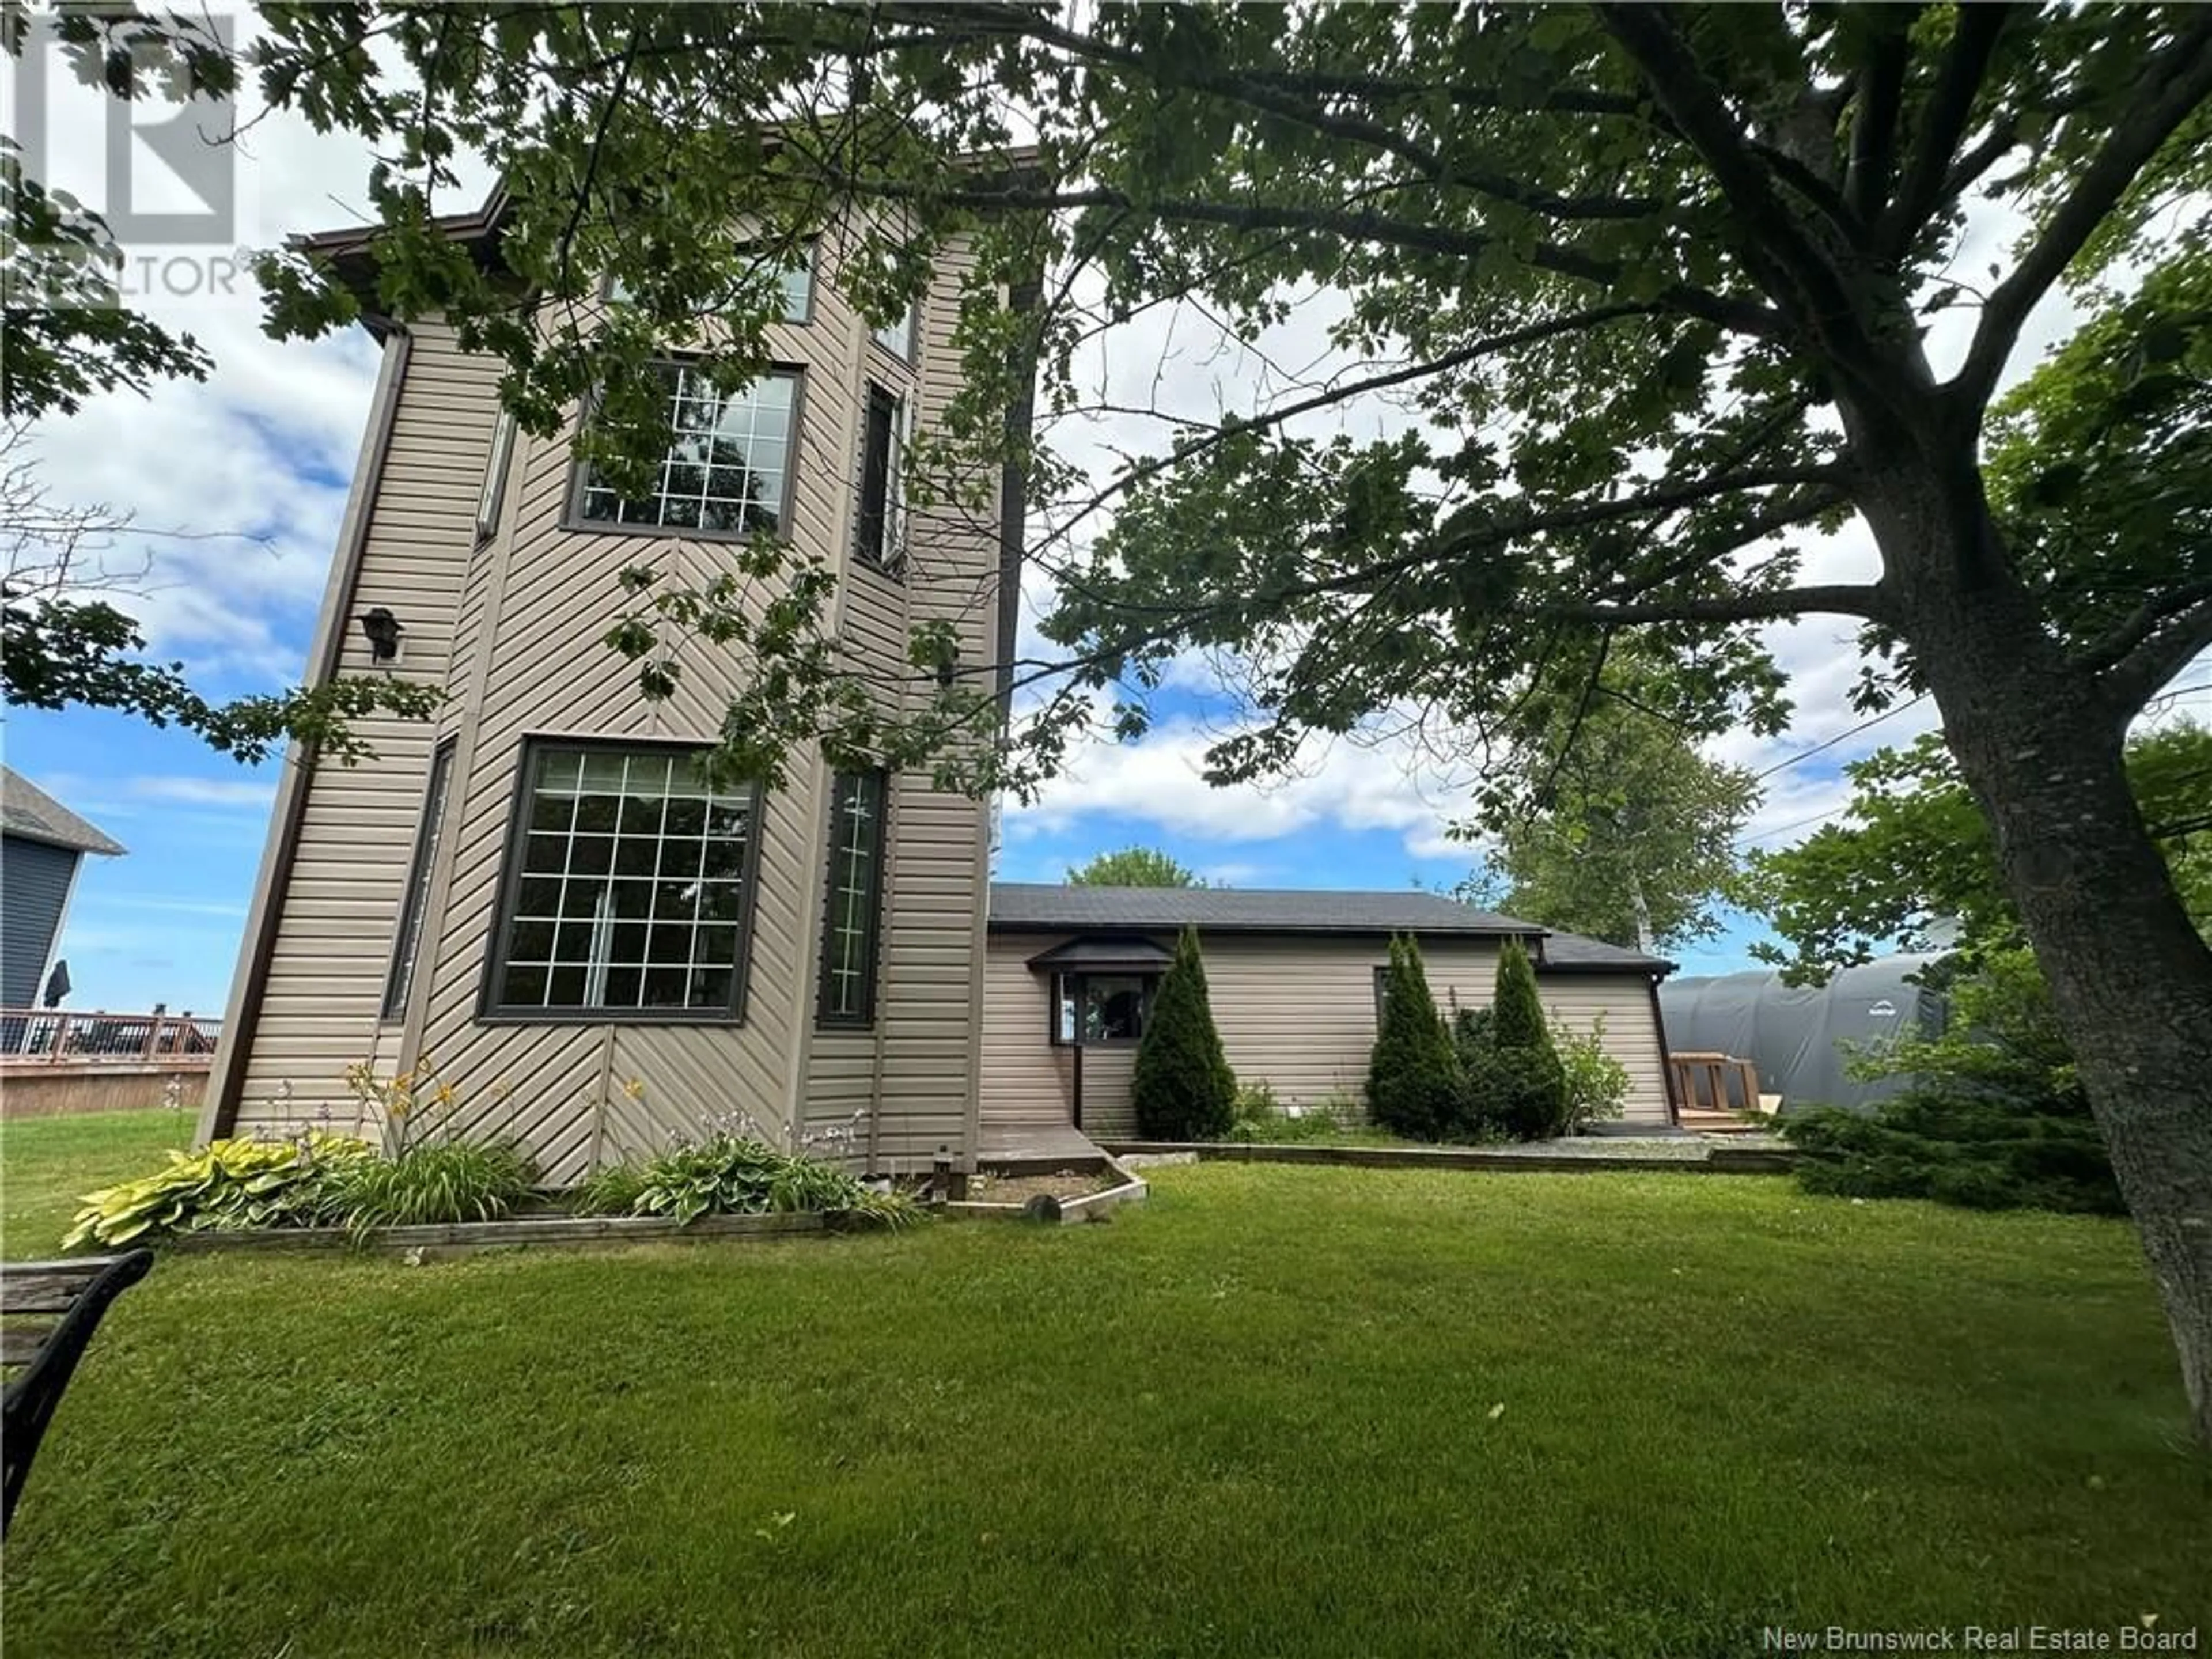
[986,884,1672,975]
[1,767,126,857]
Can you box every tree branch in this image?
[1550,585,1891,628]
[821,171,1782,339]
[1843,9,1918,223]
[1953,14,2212,411]
[1597,5,1865,347]
[2094,588,2212,720]
[893,3,1665,222]
[1878,2,2017,255]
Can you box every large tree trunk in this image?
[1864,460,2212,1444]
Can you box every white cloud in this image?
[127,776,277,809]
[1008,712,1468,865]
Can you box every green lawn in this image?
[2,1109,2207,1657]
[1,1106,194,1259]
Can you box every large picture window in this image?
[575,363,797,536]
[485,742,759,1021]
[816,769,887,1027]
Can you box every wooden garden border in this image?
[1103,1140,1794,1176]
[946,1157,1152,1225]
[160,1210,851,1260]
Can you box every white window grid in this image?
[498,747,753,1013]
[579,366,794,535]
[821,772,882,1019]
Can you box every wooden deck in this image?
[976,1117,1109,1173]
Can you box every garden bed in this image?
[160,1208,864,1260]
[1105,1138,1795,1174]
[948,1158,1150,1224]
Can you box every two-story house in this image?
[201,194,1021,1181]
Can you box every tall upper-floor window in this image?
[382,737,456,1021]
[574,363,798,537]
[607,240,814,323]
[854,383,907,573]
[816,768,887,1027]
[484,741,760,1021]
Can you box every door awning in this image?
[1024,934,1173,974]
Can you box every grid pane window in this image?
[490,743,755,1018]
[873,300,917,359]
[816,770,885,1025]
[578,365,796,536]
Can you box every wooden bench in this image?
[1,1250,153,1535]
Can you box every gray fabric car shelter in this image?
[1658,955,1949,1112]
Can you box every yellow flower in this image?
[621,1076,646,1101]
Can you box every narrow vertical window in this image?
[475,412,517,543]
[383,738,456,1021]
[855,384,904,571]
[816,769,887,1026]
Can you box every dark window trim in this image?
[853,382,904,578]
[1047,970,1157,1050]
[475,411,517,546]
[381,736,457,1022]
[1372,964,1389,1026]
[559,359,807,544]
[814,767,889,1030]
[475,734,767,1027]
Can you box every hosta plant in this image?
[64,1132,372,1249]
[578,1132,915,1229]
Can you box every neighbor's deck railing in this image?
[0,1009,222,1067]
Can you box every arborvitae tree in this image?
[1131,925,1237,1141]
[1366,934,1464,1141]
[1492,938,1551,1050]
[1483,939,1570,1141]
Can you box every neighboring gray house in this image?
[0,767,125,1010]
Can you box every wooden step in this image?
[1678,1109,1771,1135]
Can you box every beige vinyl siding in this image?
[979,931,1673,1137]
[227,323,498,1138]
[227,230,1001,1179]
[1533,975,1672,1126]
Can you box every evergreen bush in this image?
[1781,949,2121,1214]
[1476,940,1570,1141]
[1131,925,1238,1140]
[1365,934,1464,1140]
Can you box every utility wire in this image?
[1751,694,1929,782]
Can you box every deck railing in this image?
[0,1010,222,1067]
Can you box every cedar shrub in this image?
[1131,925,1237,1141]
[1365,934,1464,1141]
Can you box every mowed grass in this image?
[2,1111,2208,1658]
[1,1106,192,1258]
